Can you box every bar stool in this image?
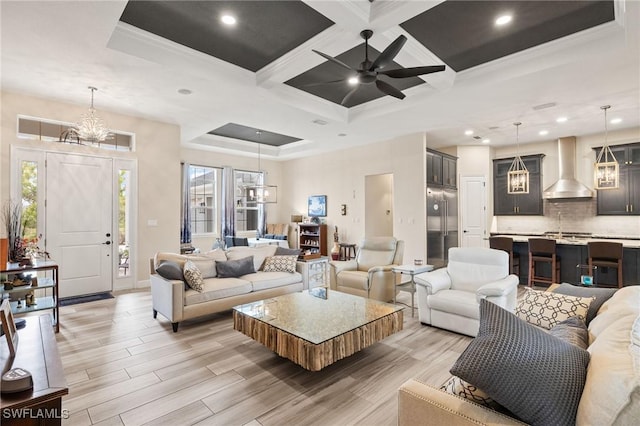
[588,241,623,288]
[528,238,560,287]
[489,237,520,277]
[339,243,357,261]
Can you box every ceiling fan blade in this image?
[371,35,407,71]
[303,79,346,87]
[312,49,354,71]
[380,65,446,78]
[341,85,360,106]
[375,80,405,100]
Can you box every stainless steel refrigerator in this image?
[427,186,458,269]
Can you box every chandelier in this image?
[507,122,529,194]
[594,105,619,190]
[245,132,277,204]
[73,86,112,144]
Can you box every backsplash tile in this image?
[495,199,640,238]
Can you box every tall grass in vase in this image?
[2,201,24,263]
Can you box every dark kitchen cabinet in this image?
[493,154,544,215]
[596,142,640,215]
[427,149,457,188]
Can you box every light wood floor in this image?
[56,290,472,426]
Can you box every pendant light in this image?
[73,86,112,144]
[507,122,529,194]
[594,105,619,190]
[246,131,277,204]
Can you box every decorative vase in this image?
[331,242,340,261]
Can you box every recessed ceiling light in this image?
[312,119,328,125]
[348,76,359,85]
[338,133,347,137]
[610,118,622,124]
[482,138,490,144]
[464,130,474,136]
[221,14,236,26]
[539,130,549,136]
[177,88,192,95]
[495,14,512,26]
[556,117,568,123]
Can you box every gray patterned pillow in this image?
[216,256,255,278]
[515,288,593,329]
[263,255,297,273]
[451,299,590,426]
[183,260,204,292]
[552,283,617,325]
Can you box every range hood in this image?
[542,137,593,199]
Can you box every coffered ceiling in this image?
[1,1,638,159]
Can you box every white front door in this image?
[460,176,487,248]
[46,153,113,298]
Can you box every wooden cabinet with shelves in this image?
[493,154,544,215]
[1,260,59,332]
[595,142,640,215]
[427,149,457,188]
[298,223,327,256]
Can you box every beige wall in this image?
[281,133,426,264]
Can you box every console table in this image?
[1,261,59,332]
[0,315,68,425]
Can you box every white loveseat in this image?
[398,285,640,425]
[150,245,303,332]
[415,247,519,337]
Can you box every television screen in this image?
[308,195,327,217]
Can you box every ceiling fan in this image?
[311,29,446,106]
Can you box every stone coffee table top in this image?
[233,289,403,370]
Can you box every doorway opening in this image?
[364,173,394,237]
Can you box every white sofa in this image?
[150,245,303,332]
[398,285,640,425]
[415,247,519,337]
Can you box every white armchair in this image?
[329,237,404,302]
[415,247,519,337]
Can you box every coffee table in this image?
[233,289,403,371]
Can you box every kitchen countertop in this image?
[490,233,640,248]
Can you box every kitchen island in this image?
[491,233,640,286]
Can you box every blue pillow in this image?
[216,256,255,278]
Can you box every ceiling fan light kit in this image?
[311,29,446,106]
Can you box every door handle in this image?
[103,241,111,245]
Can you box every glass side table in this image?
[392,264,434,317]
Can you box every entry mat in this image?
[59,292,114,307]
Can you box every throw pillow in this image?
[275,246,301,256]
[552,283,617,325]
[548,316,589,349]
[155,260,184,281]
[515,288,594,329]
[216,256,255,278]
[183,260,204,292]
[450,299,590,426]
[440,376,505,412]
[263,255,297,273]
[185,255,217,278]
